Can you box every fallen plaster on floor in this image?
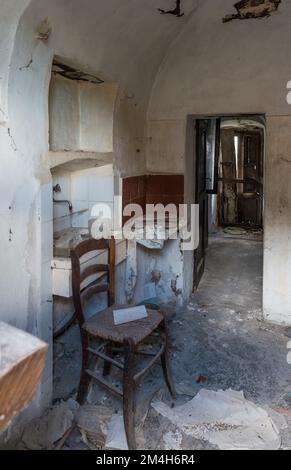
[20,399,79,450]
[152,389,285,450]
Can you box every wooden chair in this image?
[71,237,176,449]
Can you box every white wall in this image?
[0,0,32,123]
[52,165,115,232]
[72,165,115,228]
[49,75,117,153]
[263,116,291,324]
[80,82,117,153]
[49,76,80,152]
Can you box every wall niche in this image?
[49,59,117,155]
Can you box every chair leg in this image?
[161,319,177,399]
[103,342,113,377]
[77,331,91,405]
[123,339,136,450]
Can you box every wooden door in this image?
[238,131,263,227]
[219,129,263,228]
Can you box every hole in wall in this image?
[52,59,104,85]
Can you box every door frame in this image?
[185,113,266,293]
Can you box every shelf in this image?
[53,208,88,221]
[48,151,113,172]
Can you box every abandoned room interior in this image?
[1,0,291,453]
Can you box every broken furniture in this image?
[71,238,176,450]
[0,322,48,430]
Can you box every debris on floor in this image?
[163,429,184,450]
[105,414,129,450]
[224,226,249,236]
[175,382,198,398]
[152,389,285,450]
[20,399,79,450]
[284,392,291,406]
[76,405,112,450]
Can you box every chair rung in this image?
[88,347,124,370]
[85,369,123,398]
[134,343,165,383]
[112,348,159,357]
[135,351,157,357]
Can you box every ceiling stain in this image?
[52,60,104,85]
[223,0,281,23]
[158,0,185,18]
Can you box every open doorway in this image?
[192,115,265,306]
[217,119,264,229]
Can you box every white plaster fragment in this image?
[153,389,283,450]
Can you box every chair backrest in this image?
[71,237,116,325]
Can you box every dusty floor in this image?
[22,234,291,450]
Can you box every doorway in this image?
[191,115,265,292]
[219,122,264,229]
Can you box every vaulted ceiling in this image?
[16,0,200,107]
[2,0,287,112]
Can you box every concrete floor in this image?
[171,235,288,404]
[197,233,263,311]
[50,234,291,450]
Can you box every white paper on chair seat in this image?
[113,305,148,326]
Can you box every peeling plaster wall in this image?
[147,0,291,324]
[263,116,291,324]
[0,4,54,442]
[133,239,185,307]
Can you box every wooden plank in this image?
[0,322,48,430]
[133,344,165,383]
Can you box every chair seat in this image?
[82,305,164,345]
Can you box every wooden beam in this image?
[0,322,48,430]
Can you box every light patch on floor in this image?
[153,389,283,450]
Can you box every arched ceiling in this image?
[149,0,291,118]
[17,0,201,108]
[4,0,286,116]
